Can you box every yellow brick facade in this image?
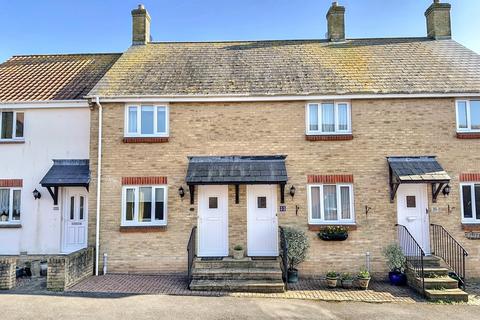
[88,98,480,278]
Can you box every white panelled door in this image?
[247,185,278,256]
[397,184,430,254]
[63,187,88,253]
[198,185,229,257]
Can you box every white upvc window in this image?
[0,111,24,141]
[306,102,351,135]
[0,188,21,224]
[307,184,354,224]
[460,183,480,223]
[125,105,169,137]
[456,100,480,132]
[121,185,168,226]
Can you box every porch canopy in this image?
[186,155,288,204]
[40,159,90,205]
[387,156,450,203]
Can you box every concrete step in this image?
[192,268,283,281]
[408,256,442,268]
[414,276,459,290]
[189,279,286,293]
[425,288,469,302]
[422,267,450,278]
[193,257,281,270]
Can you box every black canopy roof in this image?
[40,159,90,187]
[387,156,450,183]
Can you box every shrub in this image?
[383,243,406,273]
[283,227,310,271]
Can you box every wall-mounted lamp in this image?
[289,185,296,199]
[178,186,185,199]
[442,184,451,197]
[33,189,41,200]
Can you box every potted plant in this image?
[356,268,371,290]
[341,273,354,289]
[383,243,407,286]
[283,227,310,283]
[318,226,349,241]
[233,244,244,260]
[326,271,339,288]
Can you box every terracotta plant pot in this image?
[233,249,244,260]
[326,277,338,288]
[341,279,354,289]
[357,277,371,290]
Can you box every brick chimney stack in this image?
[326,2,345,42]
[425,0,452,40]
[131,4,151,45]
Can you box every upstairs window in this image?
[0,111,24,140]
[125,105,169,137]
[306,102,351,135]
[122,185,167,226]
[456,100,480,132]
[0,188,21,223]
[308,184,354,224]
[461,183,480,223]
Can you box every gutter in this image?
[93,96,103,276]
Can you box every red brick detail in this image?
[122,177,168,185]
[119,226,167,233]
[0,179,23,187]
[305,134,353,141]
[457,132,480,139]
[308,224,357,231]
[461,224,480,232]
[307,174,354,184]
[123,137,169,143]
[460,173,480,182]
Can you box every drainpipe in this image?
[94,96,103,276]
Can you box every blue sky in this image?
[0,0,479,62]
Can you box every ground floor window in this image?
[461,183,480,223]
[308,184,354,224]
[121,185,167,226]
[0,188,21,223]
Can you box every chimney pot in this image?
[326,2,345,42]
[131,4,151,45]
[425,1,452,40]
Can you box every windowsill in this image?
[305,134,353,141]
[123,137,169,143]
[119,225,167,233]
[0,223,22,229]
[0,139,25,144]
[461,223,480,232]
[457,132,480,139]
[308,224,357,231]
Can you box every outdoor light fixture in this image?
[289,185,296,198]
[33,189,41,200]
[178,186,185,199]
[442,184,451,197]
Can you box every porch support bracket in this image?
[389,166,399,203]
[280,183,285,204]
[46,186,59,206]
[431,182,445,203]
[235,184,240,204]
[189,185,195,205]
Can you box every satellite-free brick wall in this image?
[89,98,480,278]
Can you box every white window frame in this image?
[124,104,169,137]
[307,184,355,225]
[305,101,352,135]
[460,182,479,223]
[121,185,168,226]
[0,111,25,141]
[0,188,22,224]
[456,99,480,133]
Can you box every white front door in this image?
[247,185,278,256]
[198,185,228,257]
[63,188,88,253]
[397,184,430,254]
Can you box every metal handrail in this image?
[278,226,288,291]
[187,226,197,288]
[396,224,425,294]
[430,224,469,289]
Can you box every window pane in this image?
[323,185,337,220]
[309,104,318,131]
[311,187,321,219]
[125,189,135,221]
[457,101,468,129]
[15,112,24,138]
[338,104,348,131]
[462,185,473,218]
[0,190,10,222]
[138,187,152,222]
[340,186,350,219]
[155,188,165,221]
[257,196,267,209]
[12,190,21,221]
[208,197,218,209]
[157,107,166,133]
[141,106,154,134]
[322,103,335,132]
[475,185,480,220]
[70,196,75,220]
[471,101,480,130]
[79,196,84,220]
[1,112,13,139]
[128,107,138,133]
[406,196,416,208]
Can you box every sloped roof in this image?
[89,38,480,98]
[40,159,90,187]
[387,156,450,183]
[0,53,121,102]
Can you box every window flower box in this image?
[318,226,349,241]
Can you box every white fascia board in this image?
[90,93,480,103]
[0,100,89,109]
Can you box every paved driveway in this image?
[1,294,479,320]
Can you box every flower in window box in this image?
[318,226,349,241]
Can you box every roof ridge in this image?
[11,52,122,58]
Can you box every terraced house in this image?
[1,0,480,300]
